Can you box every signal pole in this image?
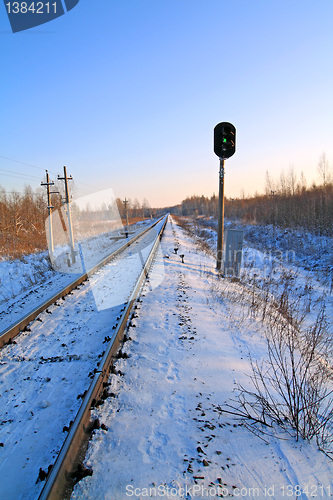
[41,170,55,259]
[58,166,75,263]
[216,158,225,272]
[214,122,236,273]
[123,198,129,237]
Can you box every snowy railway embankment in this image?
[0,215,332,499]
[0,217,166,500]
[0,219,155,339]
[189,216,333,290]
[71,217,333,499]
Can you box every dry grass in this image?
[173,214,333,458]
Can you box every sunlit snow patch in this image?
[45,188,165,310]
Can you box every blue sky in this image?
[1,0,333,207]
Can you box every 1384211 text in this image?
[280,484,331,497]
[5,2,57,14]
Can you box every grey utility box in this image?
[223,229,244,278]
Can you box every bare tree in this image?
[265,171,275,196]
[298,170,307,193]
[287,165,297,196]
[318,153,332,187]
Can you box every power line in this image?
[0,155,56,174]
[0,155,108,196]
[0,168,42,181]
[0,190,34,195]
[0,172,43,181]
[0,155,61,181]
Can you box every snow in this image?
[193,217,333,289]
[0,219,165,500]
[183,217,333,336]
[0,219,155,333]
[71,217,333,500]
[0,215,332,499]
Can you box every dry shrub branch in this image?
[223,295,333,457]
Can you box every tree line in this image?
[0,186,154,259]
[173,158,333,236]
[0,186,47,258]
[1,155,332,259]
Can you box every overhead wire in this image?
[0,155,109,196]
[0,168,42,181]
[0,172,42,182]
[0,155,58,177]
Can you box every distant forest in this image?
[171,161,333,237]
[0,186,153,259]
[1,157,332,259]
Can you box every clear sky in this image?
[1,0,333,207]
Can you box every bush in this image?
[222,303,333,458]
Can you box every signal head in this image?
[214,122,236,159]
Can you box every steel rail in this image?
[0,217,165,348]
[37,214,168,500]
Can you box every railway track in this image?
[0,215,168,500]
[0,216,166,349]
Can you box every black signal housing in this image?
[214,122,236,159]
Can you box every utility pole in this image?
[216,158,225,271]
[123,198,129,237]
[269,190,276,240]
[58,166,75,263]
[41,170,55,260]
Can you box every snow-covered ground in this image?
[0,219,155,334]
[179,217,333,336]
[192,217,333,289]
[71,217,333,500]
[0,220,165,500]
